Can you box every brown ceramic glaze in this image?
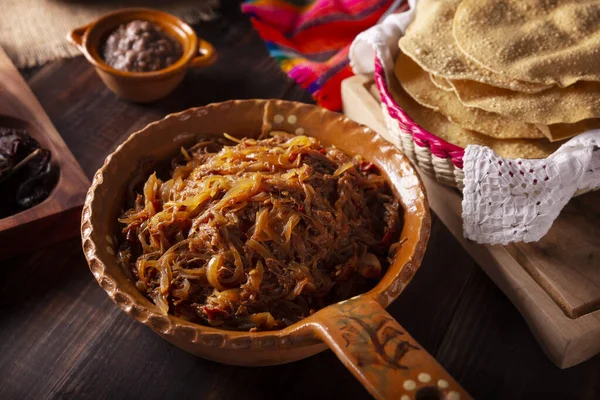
[67,8,216,103]
[81,100,470,400]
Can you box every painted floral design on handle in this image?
[313,296,471,400]
[339,314,420,371]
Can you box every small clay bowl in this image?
[81,100,470,400]
[67,8,216,103]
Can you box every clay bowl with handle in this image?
[67,8,216,103]
[81,99,470,400]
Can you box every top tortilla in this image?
[453,0,600,87]
[398,0,552,93]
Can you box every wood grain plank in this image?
[506,192,600,318]
[0,239,109,400]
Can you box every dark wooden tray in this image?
[0,47,89,259]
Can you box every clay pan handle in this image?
[312,296,471,400]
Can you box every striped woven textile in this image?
[242,0,395,111]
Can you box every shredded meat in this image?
[118,132,402,331]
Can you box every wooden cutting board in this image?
[342,74,600,369]
[0,47,89,259]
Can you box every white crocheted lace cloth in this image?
[348,0,600,245]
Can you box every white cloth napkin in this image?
[348,0,600,245]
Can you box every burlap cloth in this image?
[0,0,219,68]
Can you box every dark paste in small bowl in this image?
[101,20,183,73]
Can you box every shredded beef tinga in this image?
[117,132,402,331]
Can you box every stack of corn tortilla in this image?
[392,0,600,159]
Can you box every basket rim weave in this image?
[374,57,466,170]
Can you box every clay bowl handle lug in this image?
[67,23,92,52]
[190,38,217,68]
[311,297,471,400]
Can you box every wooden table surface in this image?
[1,3,599,399]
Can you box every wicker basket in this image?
[373,57,600,197]
[374,57,469,190]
